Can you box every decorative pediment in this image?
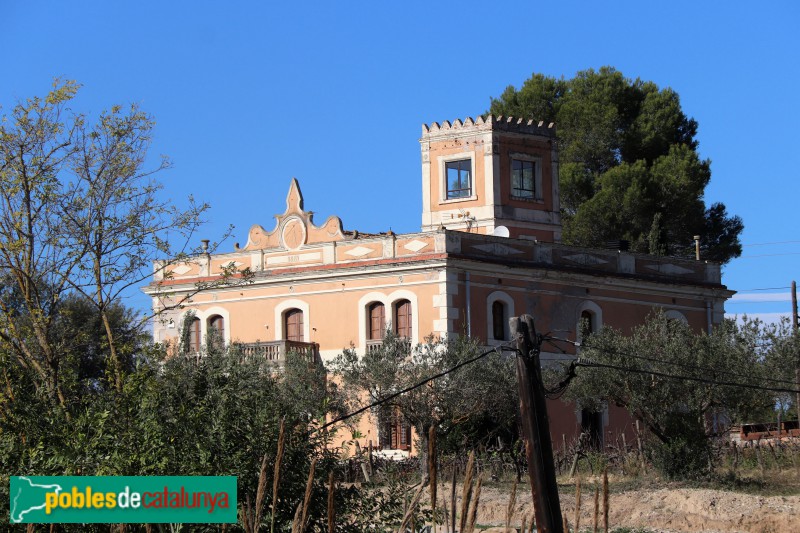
[243,179,347,251]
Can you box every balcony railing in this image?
[364,338,412,355]
[233,340,321,365]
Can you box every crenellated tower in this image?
[420,115,561,242]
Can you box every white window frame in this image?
[486,291,515,345]
[358,292,391,348]
[180,306,232,347]
[576,301,603,346]
[275,299,311,342]
[438,152,477,204]
[665,309,689,324]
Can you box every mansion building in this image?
[145,115,733,453]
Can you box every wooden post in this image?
[792,281,799,427]
[368,440,374,478]
[635,420,646,475]
[449,467,456,533]
[511,315,563,533]
[574,478,582,532]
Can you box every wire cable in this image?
[314,342,515,433]
[734,286,791,292]
[575,357,800,395]
[546,335,800,389]
[743,240,800,247]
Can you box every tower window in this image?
[511,159,536,198]
[445,160,472,199]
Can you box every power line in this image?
[726,300,788,305]
[576,358,800,395]
[734,286,791,292]
[743,240,800,247]
[739,252,800,259]
[314,342,515,433]
[317,329,799,436]
[546,335,800,389]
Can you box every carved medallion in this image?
[282,218,306,250]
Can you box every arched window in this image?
[580,310,594,338]
[368,302,386,340]
[284,309,304,342]
[394,300,412,339]
[665,310,689,324]
[208,315,225,349]
[187,317,201,353]
[492,300,506,341]
[577,301,602,345]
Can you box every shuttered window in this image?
[285,309,304,341]
[187,317,201,353]
[581,310,594,337]
[394,300,412,339]
[208,315,225,349]
[379,409,412,451]
[368,302,385,340]
[492,300,506,340]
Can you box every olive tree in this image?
[564,311,773,477]
[332,333,519,467]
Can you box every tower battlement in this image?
[421,115,555,139]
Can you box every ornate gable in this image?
[243,179,346,251]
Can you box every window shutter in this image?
[369,303,385,340]
[285,309,304,341]
[395,300,412,339]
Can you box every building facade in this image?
[145,115,733,454]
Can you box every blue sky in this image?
[2,1,798,323]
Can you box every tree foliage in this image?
[332,334,519,457]
[0,80,245,401]
[0,82,421,530]
[562,311,782,478]
[489,67,743,262]
[0,334,355,530]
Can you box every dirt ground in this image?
[439,478,800,532]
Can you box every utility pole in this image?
[510,315,563,533]
[792,281,799,426]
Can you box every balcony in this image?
[364,338,412,355]
[233,340,321,365]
